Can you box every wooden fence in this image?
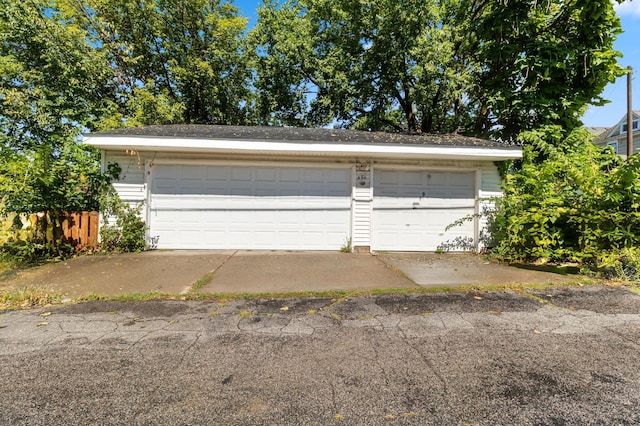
[60,211,99,251]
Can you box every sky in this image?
[234,0,639,128]
[582,1,640,128]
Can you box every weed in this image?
[210,311,219,317]
[238,310,252,319]
[190,272,214,292]
[340,238,352,253]
[307,309,317,315]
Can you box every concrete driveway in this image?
[0,250,576,298]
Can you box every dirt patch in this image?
[375,291,542,314]
[528,286,640,314]
[55,300,192,318]
[239,297,334,315]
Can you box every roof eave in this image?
[84,135,522,161]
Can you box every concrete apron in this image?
[0,251,573,299]
[199,251,417,294]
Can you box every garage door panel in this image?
[150,164,351,250]
[372,169,475,251]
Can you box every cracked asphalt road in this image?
[1,285,640,425]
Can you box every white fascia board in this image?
[84,135,522,161]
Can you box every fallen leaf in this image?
[39,312,52,317]
[334,414,344,420]
[489,310,502,316]
[474,296,483,300]
[384,414,395,420]
[36,322,48,327]
[280,306,289,312]
[534,329,541,334]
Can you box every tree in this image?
[0,0,112,151]
[58,0,252,128]
[250,0,625,140]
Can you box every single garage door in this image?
[372,169,475,251]
[149,164,352,250]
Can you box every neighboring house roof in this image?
[85,124,522,161]
[585,126,608,138]
[601,110,640,140]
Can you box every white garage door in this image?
[149,164,352,250]
[372,169,476,251]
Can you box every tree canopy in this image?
[251,0,625,140]
[0,0,626,144]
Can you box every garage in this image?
[149,163,352,250]
[371,169,476,251]
[85,124,522,253]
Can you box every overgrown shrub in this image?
[489,125,640,275]
[99,203,148,253]
[98,185,149,253]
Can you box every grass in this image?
[0,286,63,310]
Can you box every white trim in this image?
[85,136,522,161]
[372,164,480,173]
[148,158,353,169]
[474,169,482,252]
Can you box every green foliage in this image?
[0,137,118,214]
[99,198,148,253]
[57,0,252,128]
[0,0,113,150]
[490,126,640,272]
[250,0,625,139]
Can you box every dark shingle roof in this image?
[89,124,516,149]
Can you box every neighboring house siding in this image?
[594,112,640,158]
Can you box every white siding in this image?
[477,164,503,250]
[102,150,148,226]
[351,166,372,249]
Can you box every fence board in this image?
[61,211,99,251]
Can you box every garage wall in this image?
[102,151,147,225]
[477,165,503,250]
[102,149,505,252]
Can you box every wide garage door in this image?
[372,169,476,251]
[149,164,352,250]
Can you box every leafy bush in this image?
[489,126,640,274]
[99,191,148,253]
